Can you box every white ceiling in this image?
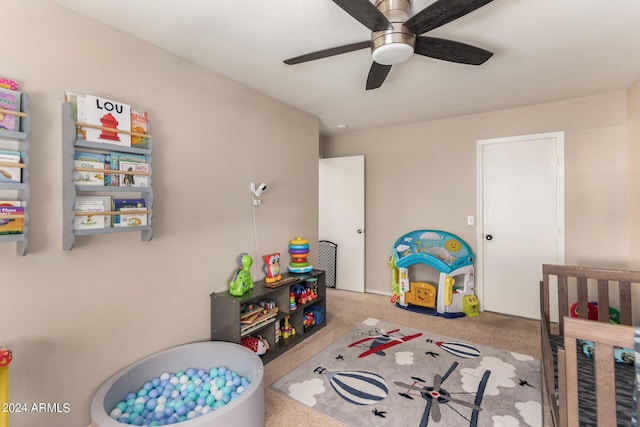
[52,0,640,136]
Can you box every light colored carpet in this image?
[264,288,552,427]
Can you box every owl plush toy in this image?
[263,252,282,283]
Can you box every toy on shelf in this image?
[288,236,314,273]
[281,315,296,339]
[241,335,270,356]
[230,253,254,296]
[262,252,282,283]
[0,347,12,427]
[289,291,297,310]
[292,284,312,305]
[303,311,316,330]
[306,277,319,300]
[389,230,475,318]
[240,303,278,336]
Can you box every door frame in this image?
[475,131,566,312]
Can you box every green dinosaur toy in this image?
[230,253,254,296]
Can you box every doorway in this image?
[477,132,565,319]
[319,155,365,293]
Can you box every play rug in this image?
[270,318,542,427]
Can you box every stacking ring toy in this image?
[290,261,310,268]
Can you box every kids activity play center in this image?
[390,229,478,318]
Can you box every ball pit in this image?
[91,342,264,427]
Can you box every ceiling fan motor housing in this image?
[372,0,415,65]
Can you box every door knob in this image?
[485,234,493,241]
[357,229,364,234]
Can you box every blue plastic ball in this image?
[175,404,188,417]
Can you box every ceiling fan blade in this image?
[366,62,392,90]
[332,0,393,32]
[415,36,493,65]
[405,0,494,35]
[284,41,371,65]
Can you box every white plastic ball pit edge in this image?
[90,341,264,426]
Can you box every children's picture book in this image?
[131,109,149,149]
[74,151,106,186]
[113,198,146,227]
[74,199,106,230]
[0,78,18,91]
[0,204,24,234]
[118,207,148,227]
[0,88,21,132]
[109,152,146,186]
[119,161,149,187]
[85,94,131,147]
[64,90,87,139]
[0,149,21,183]
[76,195,111,228]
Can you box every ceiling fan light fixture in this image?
[372,42,414,65]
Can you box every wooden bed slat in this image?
[557,347,568,427]
[542,279,550,332]
[558,274,569,336]
[577,277,588,320]
[620,281,632,326]
[594,343,617,425]
[597,279,610,323]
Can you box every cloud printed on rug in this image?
[492,401,542,426]
[395,351,415,365]
[287,378,325,406]
[460,356,516,395]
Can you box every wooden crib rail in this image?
[542,264,640,336]
[559,316,637,427]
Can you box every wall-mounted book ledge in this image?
[73,168,150,177]
[75,122,152,139]
[0,107,27,118]
[0,162,25,168]
[74,210,151,217]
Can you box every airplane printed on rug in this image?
[395,361,491,427]
[348,327,423,358]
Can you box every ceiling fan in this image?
[283,0,495,90]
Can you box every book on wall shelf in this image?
[119,161,149,188]
[73,151,106,186]
[112,198,147,228]
[0,88,21,132]
[75,195,111,229]
[0,149,22,183]
[0,204,24,235]
[64,90,87,140]
[131,109,149,149]
[109,152,146,186]
[0,77,18,91]
[84,94,131,148]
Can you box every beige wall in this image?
[1,1,319,426]
[323,92,631,295]
[628,79,640,269]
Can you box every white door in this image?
[477,132,564,319]
[319,155,365,293]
